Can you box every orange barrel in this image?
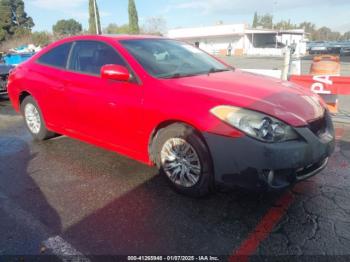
[310,55,340,113]
[310,55,340,75]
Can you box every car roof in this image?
[103,34,165,40]
[31,34,173,62]
[58,34,166,43]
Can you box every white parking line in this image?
[43,236,90,261]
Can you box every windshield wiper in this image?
[161,73,183,79]
[162,67,234,79]
[207,68,231,75]
[162,72,201,79]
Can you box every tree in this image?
[52,19,82,36]
[13,27,31,38]
[342,31,350,41]
[31,31,51,46]
[104,23,130,34]
[274,20,297,30]
[141,17,167,35]
[311,27,341,41]
[128,0,140,34]
[88,0,101,34]
[252,12,258,28]
[0,0,12,41]
[260,14,273,29]
[13,0,34,29]
[329,31,342,41]
[299,21,317,40]
[314,27,332,41]
[0,0,34,41]
[251,12,273,29]
[251,15,349,41]
[299,22,316,33]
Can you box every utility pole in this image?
[93,0,100,35]
[272,1,277,29]
[272,1,278,48]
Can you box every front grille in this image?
[308,115,327,136]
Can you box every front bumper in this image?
[203,113,335,190]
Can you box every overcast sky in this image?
[24,0,350,33]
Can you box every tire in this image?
[21,96,55,141]
[152,123,214,197]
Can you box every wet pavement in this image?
[0,97,350,261]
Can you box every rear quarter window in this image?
[37,42,72,68]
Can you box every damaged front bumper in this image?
[203,112,335,190]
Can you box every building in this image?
[167,24,307,56]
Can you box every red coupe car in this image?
[7,35,335,196]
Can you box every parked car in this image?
[0,52,35,97]
[327,42,343,54]
[309,42,329,55]
[340,46,350,56]
[7,35,335,196]
[0,64,14,96]
[308,41,349,55]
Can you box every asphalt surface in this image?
[0,97,350,261]
[220,55,350,76]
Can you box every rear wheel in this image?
[21,96,55,141]
[152,123,214,197]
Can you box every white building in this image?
[167,24,307,56]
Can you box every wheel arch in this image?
[18,91,49,128]
[19,91,32,107]
[148,119,210,165]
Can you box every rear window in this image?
[37,42,72,68]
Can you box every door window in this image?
[37,42,72,68]
[68,41,126,76]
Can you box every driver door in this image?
[65,40,143,153]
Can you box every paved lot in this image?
[0,98,350,261]
[219,55,350,76]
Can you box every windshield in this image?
[120,39,231,79]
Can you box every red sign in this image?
[289,75,350,95]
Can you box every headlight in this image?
[210,105,299,142]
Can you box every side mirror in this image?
[101,64,130,82]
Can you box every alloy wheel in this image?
[24,103,41,134]
[160,138,202,187]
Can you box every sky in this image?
[23,0,350,33]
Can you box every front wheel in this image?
[152,123,214,197]
[21,96,56,141]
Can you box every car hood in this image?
[166,70,325,126]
